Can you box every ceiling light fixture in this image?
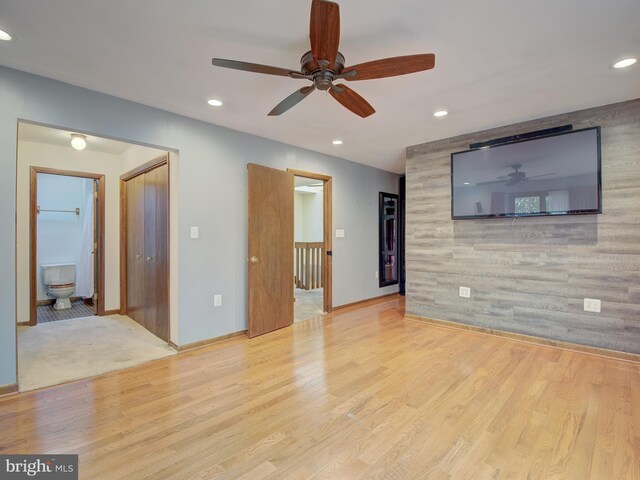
[332,139,343,145]
[207,98,223,107]
[433,110,448,117]
[70,134,87,151]
[0,29,11,41]
[463,182,470,185]
[613,58,637,69]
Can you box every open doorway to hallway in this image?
[16,122,176,391]
[292,172,333,322]
[294,176,324,322]
[246,165,332,336]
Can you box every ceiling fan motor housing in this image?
[300,50,345,90]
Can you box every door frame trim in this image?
[119,154,170,321]
[287,168,333,313]
[29,166,106,325]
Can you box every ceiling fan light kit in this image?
[212,0,436,118]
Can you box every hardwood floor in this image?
[1,297,639,479]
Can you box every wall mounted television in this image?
[451,126,602,219]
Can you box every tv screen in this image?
[451,127,601,219]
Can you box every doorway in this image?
[293,175,327,322]
[289,169,332,321]
[30,167,105,325]
[246,165,333,337]
[16,122,176,392]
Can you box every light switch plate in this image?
[214,294,222,307]
[190,227,199,239]
[459,286,471,298]
[584,298,601,313]
[336,229,345,238]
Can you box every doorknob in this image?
[250,256,259,264]
[136,254,142,259]
[147,256,153,261]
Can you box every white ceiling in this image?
[1,0,639,173]
[18,122,134,155]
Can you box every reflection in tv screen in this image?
[451,127,601,219]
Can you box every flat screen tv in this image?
[451,126,601,219]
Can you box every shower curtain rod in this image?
[36,206,80,215]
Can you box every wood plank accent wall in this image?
[405,98,640,354]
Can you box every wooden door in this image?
[144,164,169,341]
[247,164,294,338]
[126,174,146,326]
[92,179,99,314]
[124,161,169,342]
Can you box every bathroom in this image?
[37,173,96,322]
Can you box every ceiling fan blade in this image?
[329,84,375,118]
[524,173,556,179]
[340,54,435,81]
[268,86,316,116]
[310,0,340,68]
[476,180,507,185]
[212,58,307,78]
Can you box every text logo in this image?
[0,455,78,479]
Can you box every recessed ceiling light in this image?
[613,58,637,69]
[332,139,343,145]
[433,110,448,117]
[207,98,223,107]
[0,29,12,41]
[463,182,470,185]
[70,134,87,151]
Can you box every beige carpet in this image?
[18,315,176,391]
[294,288,325,322]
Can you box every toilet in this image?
[42,263,76,310]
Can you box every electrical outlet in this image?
[459,286,471,298]
[375,271,378,279]
[190,226,199,239]
[214,294,222,307]
[584,298,601,313]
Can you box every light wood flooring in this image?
[294,287,324,323]
[1,296,639,479]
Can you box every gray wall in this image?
[405,99,640,354]
[0,66,398,388]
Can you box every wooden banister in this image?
[294,242,323,290]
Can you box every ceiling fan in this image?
[477,164,556,187]
[211,0,436,118]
